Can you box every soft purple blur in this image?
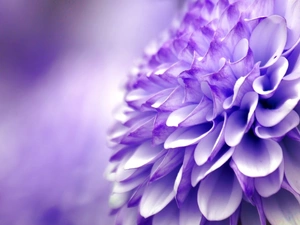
[0,1,181,224]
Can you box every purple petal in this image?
[140,170,177,218]
[197,166,242,221]
[255,110,299,139]
[232,38,249,62]
[179,96,213,127]
[254,161,284,197]
[109,192,131,209]
[174,146,194,206]
[223,64,260,109]
[255,80,300,127]
[115,207,139,225]
[164,123,213,149]
[230,160,255,200]
[250,15,287,68]
[150,148,183,182]
[240,201,261,225]
[166,104,198,127]
[232,133,283,177]
[282,137,300,194]
[194,120,225,166]
[113,171,148,193]
[152,201,179,225]
[224,92,258,147]
[284,43,300,80]
[246,0,274,19]
[278,0,300,50]
[202,219,230,225]
[192,146,234,187]
[179,189,202,225]
[124,141,162,169]
[253,57,288,98]
[262,189,300,225]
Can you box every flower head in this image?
[106,0,300,224]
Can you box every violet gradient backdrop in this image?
[0,1,182,224]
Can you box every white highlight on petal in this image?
[140,171,176,218]
[233,38,249,62]
[166,104,197,127]
[124,141,162,169]
[164,123,213,149]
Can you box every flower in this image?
[106,0,300,224]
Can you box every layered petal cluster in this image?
[107,0,300,224]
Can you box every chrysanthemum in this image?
[106,0,300,224]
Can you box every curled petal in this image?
[250,15,287,68]
[194,120,225,166]
[166,104,198,127]
[225,92,258,147]
[255,79,300,127]
[253,57,288,98]
[255,110,300,139]
[284,42,300,80]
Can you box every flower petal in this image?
[166,104,197,127]
[164,123,213,149]
[232,133,283,177]
[179,189,202,225]
[197,166,242,221]
[152,201,179,225]
[194,120,225,166]
[255,80,300,127]
[150,148,183,182]
[124,141,162,169]
[224,92,258,147]
[240,201,261,225]
[250,15,287,68]
[253,57,288,98]
[255,110,299,139]
[263,189,300,225]
[192,146,234,187]
[140,169,177,218]
[282,137,300,194]
[254,161,284,197]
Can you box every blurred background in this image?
[0,1,183,224]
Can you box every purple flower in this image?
[107,0,300,224]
